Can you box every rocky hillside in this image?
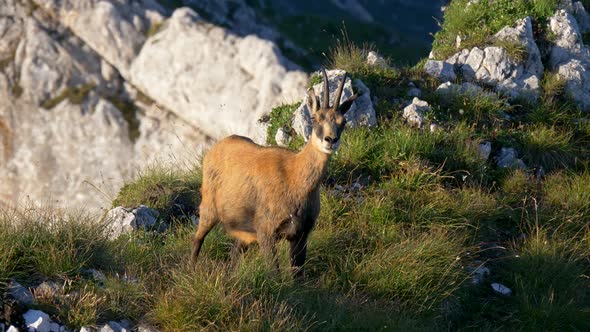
[0,0,307,208]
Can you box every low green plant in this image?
[265,102,301,148]
[494,39,528,63]
[41,84,96,109]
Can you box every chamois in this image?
[190,69,358,278]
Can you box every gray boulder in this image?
[402,97,430,128]
[424,60,456,82]
[105,205,159,239]
[292,69,376,141]
[7,281,33,305]
[496,147,526,169]
[275,126,292,147]
[548,9,590,111]
[478,142,492,161]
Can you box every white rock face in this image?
[130,8,307,144]
[424,60,456,82]
[23,309,61,332]
[291,70,376,141]
[549,9,590,111]
[105,205,159,239]
[402,97,430,128]
[0,0,299,209]
[32,0,165,80]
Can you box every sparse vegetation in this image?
[432,0,561,59]
[146,22,164,37]
[41,84,96,110]
[106,97,141,143]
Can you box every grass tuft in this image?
[112,165,202,223]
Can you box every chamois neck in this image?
[292,141,331,192]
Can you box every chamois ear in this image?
[337,94,359,115]
[306,88,319,114]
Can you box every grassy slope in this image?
[2,1,590,330]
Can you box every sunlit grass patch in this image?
[352,227,469,313]
[517,124,576,171]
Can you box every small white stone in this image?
[430,122,440,133]
[472,266,490,284]
[275,127,292,147]
[491,282,512,295]
[478,142,492,160]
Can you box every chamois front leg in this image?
[289,234,309,280]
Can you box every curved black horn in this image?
[321,68,329,109]
[333,72,347,111]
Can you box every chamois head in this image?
[306,69,358,155]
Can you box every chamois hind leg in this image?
[289,234,309,280]
[257,230,279,272]
[230,239,249,267]
[190,210,217,267]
